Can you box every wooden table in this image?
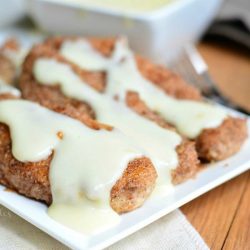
[181,40,250,250]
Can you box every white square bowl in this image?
[28,0,223,63]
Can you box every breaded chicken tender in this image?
[0,39,21,85]
[196,117,248,161]
[0,95,157,213]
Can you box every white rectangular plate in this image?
[0,24,249,249]
[0,107,249,250]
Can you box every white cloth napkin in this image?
[0,205,208,250]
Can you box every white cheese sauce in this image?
[60,38,227,139]
[61,39,112,71]
[0,99,143,233]
[0,79,21,97]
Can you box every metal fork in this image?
[170,44,249,115]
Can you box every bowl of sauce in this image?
[28,0,223,62]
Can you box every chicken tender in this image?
[0,39,21,85]
[0,100,157,213]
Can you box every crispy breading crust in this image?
[126,91,175,130]
[0,39,20,85]
[172,140,200,184]
[196,117,248,161]
[0,123,52,203]
[135,55,202,101]
[0,54,15,84]
[43,37,247,161]
[0,120,157,213]
[1,38,20,52]
[110,157,157,213]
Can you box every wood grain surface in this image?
[181,40,250,250]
